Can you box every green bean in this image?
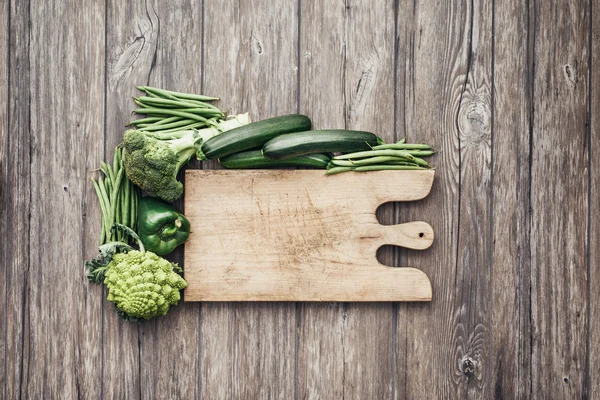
[127,117,163,126]
[380,160,421,166]
[372,143,432,151]
[133,108,211,123]
[406,150,436,157]
[354,165,428,172]
[329,159,354,167]
[127,117,168,127]
[101,161,115,184]
[122,177,130,229]
[142,86,219,102]
[92,179,108,244]
[104,173,112,199]
[114,148,122,173]
[130,185,138,232]
[334,156,418,167]
[114,189,122,241]
[152,121,207,134]
[398,137,406,144]
[334,149,415,160]
[177,107,224,117]
[108,167,125,242]
[136,96,210,109]
[140,115,182,128]
[141,118,196,132]
[139,86,180,100]
[411,157,430,167]
[325,166,354,175]
[96,176,112,241]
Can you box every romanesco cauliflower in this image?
[104,250,187,320]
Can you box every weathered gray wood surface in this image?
[1,0,597,398]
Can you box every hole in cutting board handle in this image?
[419,232,424,238]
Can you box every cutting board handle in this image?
[362,221,434,250]
[380,221,433,250]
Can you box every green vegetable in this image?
[262,130,384,160]
[325,166,354,175]
[123,129,198,203]
[220,150,330,169]
[105,250,187,321]
[123,114,250,202]
[324,138,437,174]
[200,114,312,160]
[137,85,219,102]
[85,241,134,283]
[333,149,416,160]
[86,224,187,321]
[137,197,191,256]
[91,147,140,245]
[353,165,428,171]
[371,143,432,151]
[129,86,224,131]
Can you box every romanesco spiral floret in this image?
[104,250,187,320]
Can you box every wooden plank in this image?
[297,0,396,397]
[26,0,104,397]
[590,0,598,396]
[103,0,163,397]
[125,1,204,398]
[0,0,9,394]
[2,1,31,398]
[397,0,493,397]
[201,0,298,397]
[490,0,533,397]
[184,170,433,301]
[529,1,590,397]
[393,1,415,396]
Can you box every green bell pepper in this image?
[137,197,191,256]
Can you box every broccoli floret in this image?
[123,129,198,203]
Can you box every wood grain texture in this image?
[0,0,8,394]
[590,0,598,396]
[396,2,471,399]
[452,0,494,396]
[136,2,204,398]
[201,0,299,397]
[2,0,598,398]
[27,0,105,397]
[104,0,160,396]
[184,170,433,301]
[490,0,533,397]
[530,1,590,397]
[2,1,31,398]
[397,0,472,397]
[297,0,398,397]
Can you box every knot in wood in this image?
[250,33,263,55]
[563,63,577,85]
[461,356,475,377]
[458,98,491,145]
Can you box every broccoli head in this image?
[104,250,187,320]
[123,129,198,202]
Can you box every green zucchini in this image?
[201,114,311,159]
[262,130,384,160]
[220,150,330,169]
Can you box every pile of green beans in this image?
[128,86,225,133]
[91,147,140,245]
[326,138,436,175]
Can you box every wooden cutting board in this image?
[183,169,435,302]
